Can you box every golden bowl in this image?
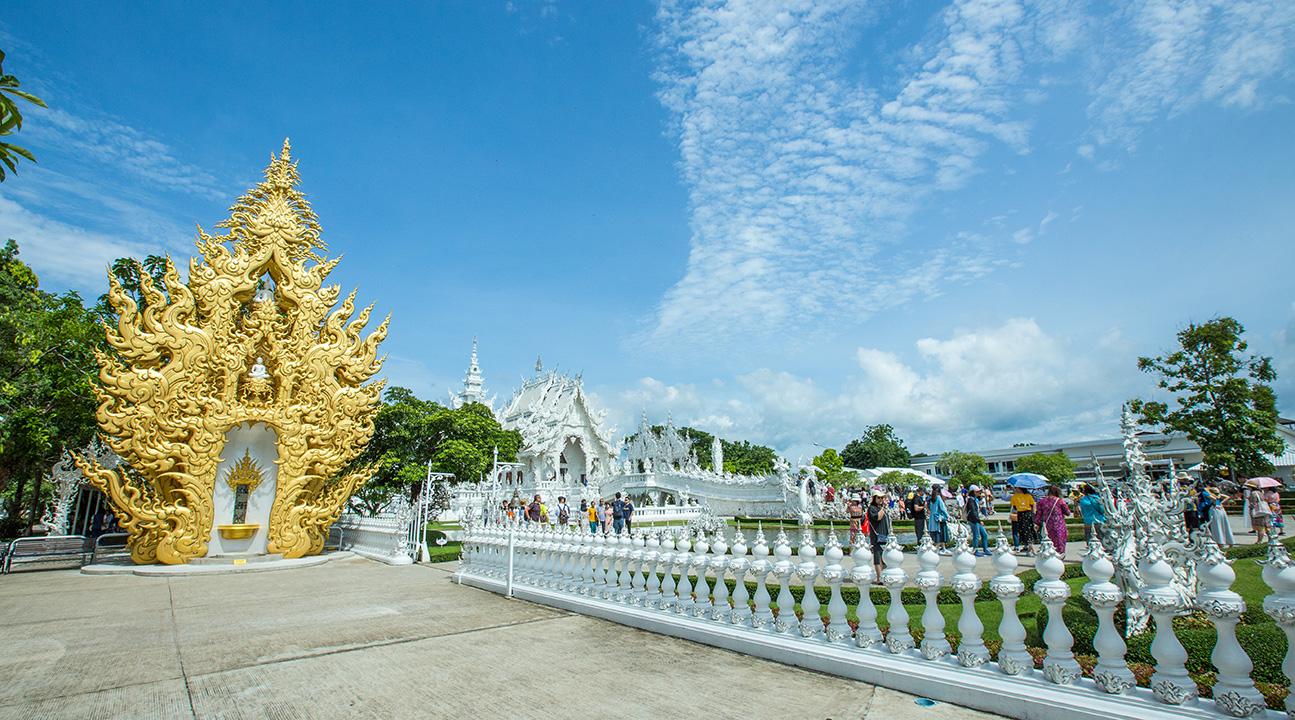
[218,524,259,539]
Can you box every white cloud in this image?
[611,317,1133,456]
[1083,0,1295,152]
[0,193,175,293]
[644,0,1045,351]
[643,0,1295,351]
[24,108,226,200]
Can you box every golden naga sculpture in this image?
[75,140,388,564]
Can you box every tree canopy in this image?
[935,450,992,490]
[840,423,911,470]
[1131,317,1283,481]
[683,426,779,475]
[1012,452,1076,484]
[0,50,47,181]
[811,447,858,487]
[0,240,103,535]
[346,387,521,514]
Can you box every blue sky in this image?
[2,0,1293,462]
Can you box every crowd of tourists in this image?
[497,492,637,535]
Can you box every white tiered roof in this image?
[498,359,618,461]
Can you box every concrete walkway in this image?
[0,555,1009,720]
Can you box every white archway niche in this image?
[207,422,279,556]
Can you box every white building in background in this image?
[447,335,494,411]
[910,418,1295,484]
[497,357,618,488]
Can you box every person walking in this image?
[623,497,635,533]
[910,489,927,543]
[588,500,599,534]
[1034,485,1072,557]
[611,492,627,534]
[599,500,613,535]
[965,486,990,556]
[1078,484,1105,549]
[1265,486,1285,536]
[1246,479,1272,544]
[866,489,891,583]
[526,494,543,524]
[847,494,865,549]
[1200,485,1235,547]
[927,487,949,553]
[556,496,571,528]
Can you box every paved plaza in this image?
[0,555,1009,720]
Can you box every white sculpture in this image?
[249,356,270,380]
[1095,407,1198,636]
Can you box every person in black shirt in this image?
[866,489,891,583]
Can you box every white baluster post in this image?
[1195,537,1264,716]
[991,532,1032,676]
[1142,542,1197,706]
[1036,535,1080,685]
[915,534,949,659]
[772,530,797,634]
[729,530,751,625]
[1261,538,1295,717]
[797,529,822,638]
[951,535,988,667]
[822,531,850,643]
[751,527,775,630]
[709,530,730,621]
[691,531,712,617]
[881,534,912,653]
[674,532,694,615]
[1081,542,1134,694]
[849,539,881,648]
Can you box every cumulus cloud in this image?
[643,0,1295,350]
[613,317,1132,455]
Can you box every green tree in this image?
[346,388,521,515]
[840,423,911,469]
[1012,452,1076,484]
[681,426,779,475]
[811,447,858,487]
[0,240,103,534]
[1131,317,1283,481]
[875,470,916,488]
[0,50,48,181]
[813,448,843,476]
[935,450,992,490]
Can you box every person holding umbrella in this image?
[1007,473,1046,555]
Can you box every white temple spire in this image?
[455,334,486,408]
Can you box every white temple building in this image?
[496,357,618,488]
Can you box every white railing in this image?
[454,521,1295,720]
[625,505,703,523]
[335,510,414,565]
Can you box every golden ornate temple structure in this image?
[75,141,388,565]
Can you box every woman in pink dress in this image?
[1034,485,1072,556]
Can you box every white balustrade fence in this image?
[335,510,414,565]
[454,520,1295,720]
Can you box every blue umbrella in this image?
[1007,473,1049,489]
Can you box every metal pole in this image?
[506,526,516,598]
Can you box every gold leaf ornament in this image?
[76,140,388,564]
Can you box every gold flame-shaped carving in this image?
[226,449,265,492]
[75,140,388,564]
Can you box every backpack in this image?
[558,505,570,524]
